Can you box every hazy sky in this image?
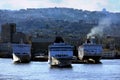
[0,0,120,12]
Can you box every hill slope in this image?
[0,8,120,37]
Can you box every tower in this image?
[1,23,16,43]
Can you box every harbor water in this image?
[0,58,120,80]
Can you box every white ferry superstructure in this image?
[48,37,73,67]
[78,37,103,63]
[12,44,31,63]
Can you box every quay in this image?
[32,55,48,61]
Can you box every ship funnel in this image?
[86,36,96,44]
[86,38,91,43]
[54,36,64,43]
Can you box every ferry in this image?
[12,43,31,63]
[48,36,73,67]
[78,36,103,63]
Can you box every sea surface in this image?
[0,58,120,80]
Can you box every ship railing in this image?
[56,57,73,60]
[84,52,102,56]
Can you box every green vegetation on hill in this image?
[0,8,120,40]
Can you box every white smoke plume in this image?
[87,18,112,38]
